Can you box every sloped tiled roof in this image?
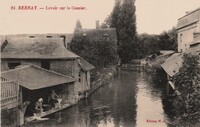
[161,44,200,77]
[161,53,183,77]
[74,28,118,43]
[1,37,79,59]
[1,65,75,90]
[177,7,200,29]
[79,58,95,71]
[160,50,175,56]
[1,33,73,44]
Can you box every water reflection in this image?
[136,72,168,127]
[25,71,172,127]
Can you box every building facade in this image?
[1,35,95,125]
[177,7,200,52]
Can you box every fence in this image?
[1,76,19,106]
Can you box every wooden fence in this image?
[1,76,19,106]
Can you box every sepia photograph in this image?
[0,0,200,127]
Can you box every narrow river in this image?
[26,70,173,127]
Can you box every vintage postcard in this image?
[1,0,200,127]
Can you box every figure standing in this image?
[35,98,43,114]
[49,90,62,108]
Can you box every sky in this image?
[0,0,200,35]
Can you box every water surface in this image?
[26,71,172,127]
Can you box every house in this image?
[74,20,118,46]
[177,7,200,52]
[1,35,95,125]
[162,7,200,93]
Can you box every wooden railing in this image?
[1,77,19,106]
[1,76,9,82]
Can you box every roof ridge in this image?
[1,65,31,74]
[178,7,200,20]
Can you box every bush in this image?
[173,54,200,125]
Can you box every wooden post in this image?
[166,82,169,96]
[166,75,170,96]
[19,87,24,126]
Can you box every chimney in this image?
[60,35,67,48]
[96,20,100,29]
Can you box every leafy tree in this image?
[173,54,200,126]
[136,27,177,59]
[158,27,177,51]
[110,0,121,29]
[69,34,118,69]
[137,34,160,58]
[117,0,137,63]
[105,0,137,63]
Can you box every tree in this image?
[158,27,177,51]
[105,0,137,63]
[69,33,118,69]
[110,0,121,29]
[136,34,160,58]
[75,19,82,29]
[117,0,137,63]
[173,54,200,126]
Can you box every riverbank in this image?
[81,66,117,99]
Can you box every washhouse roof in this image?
[161,44,200,77]
[1,65,75,90]
[79,58,95,71]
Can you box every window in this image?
[46,36,52,38]
[78,72,81,82]
[29,36,35,38]
[180,34,183,43]
[41,60,50,70]
[8,62,21,69]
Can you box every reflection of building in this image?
[1,35,94,126]
[177,7,200,52]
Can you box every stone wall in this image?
[50,60,73,76]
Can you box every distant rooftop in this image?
[74,28,118,43]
